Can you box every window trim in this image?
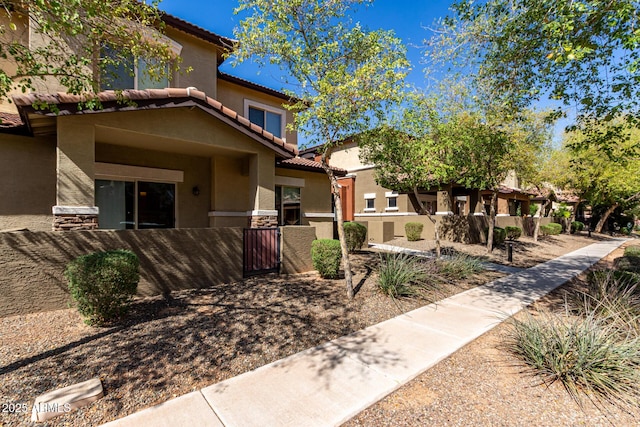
[364,193,376,212]
[244,99,287,141]
[385,191,399,211]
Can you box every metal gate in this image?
[243,228,281,277]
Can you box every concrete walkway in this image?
[101,238,626,427]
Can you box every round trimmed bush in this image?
[505,226,522,241]
[311,239,342,279]
[343,222,367,253]
[65,249,140,326]
[484,227,506,245]
[571,221,585,234]
[405,222,424,241]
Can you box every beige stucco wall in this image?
[216,79,298,147]
[165,27,219,97]
[280,225,315,274]
[0,134,56,231]
[329,140,373,171]
[0,228,243,317]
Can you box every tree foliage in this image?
[233,0,409,299]
[427,0,640,156]
[558,125,640,232]
[0,0,176,106]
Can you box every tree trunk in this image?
[532,199,551,242]
[486,191,498,253]
[320,154,354,299]
[595,204,618,234]
[408,191,441,258]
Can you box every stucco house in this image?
[301,139,540,242]
[0,12,341,236]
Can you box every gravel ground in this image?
[344,238,640,427]
[0,233,603,426]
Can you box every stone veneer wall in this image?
[53,214,99,231]
[250,215,278,228]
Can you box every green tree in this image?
[232,0,409,299]
[561,127,640,233]
[358,93,456,258]
[427,0,640,156]
[0,0,176,106]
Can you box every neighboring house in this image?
[0,12,342,236]
[302,139,536,241]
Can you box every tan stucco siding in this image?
[57,117,95,206]
[165,27,218,96]
[0,134,56,231]
[216,79,298,147]
[329,141,373,171]
[352,168,410,214]
[274,168,332,224]
[96,143,211,228]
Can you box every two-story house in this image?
[0,12,342,237]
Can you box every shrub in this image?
[570,221,584,233]
[624,246,640,258]
[405,222,424,241]
[343,222,367,253]
[503,311,640,408]
[311,239,342,279]
[504,226,522,241]
[376,252,427,298]
[576,270,640,331]
[484,227,506,245]
[621,227,630,235]
[65,249,140,326]
[541,223,562,236]
[437,252,484,279]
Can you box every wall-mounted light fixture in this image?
[192,185,200,196]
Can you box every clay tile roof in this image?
[278,157,347,176]
[0,112,24,128]
[12,89,299,157]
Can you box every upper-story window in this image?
[244,99,286,140]
[100,46,171,91]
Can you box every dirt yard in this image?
[0,232,623,426]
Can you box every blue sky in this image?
[159,0,452,92]
[158,0,567,144]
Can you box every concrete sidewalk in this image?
[101,238,626,427]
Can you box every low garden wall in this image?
[0,228,244,317]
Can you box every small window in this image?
[366,198,375,210]
[385,191,399,211]
[245,100,285,139]
[364,193,376,212]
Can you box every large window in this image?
[276,186,301,225]
[96,180,175,229]
[245,100,285,139]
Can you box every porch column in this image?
[248,152,277,228]
[53,118,98,231]
[436,184,453,215]
[469,190,485,216]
